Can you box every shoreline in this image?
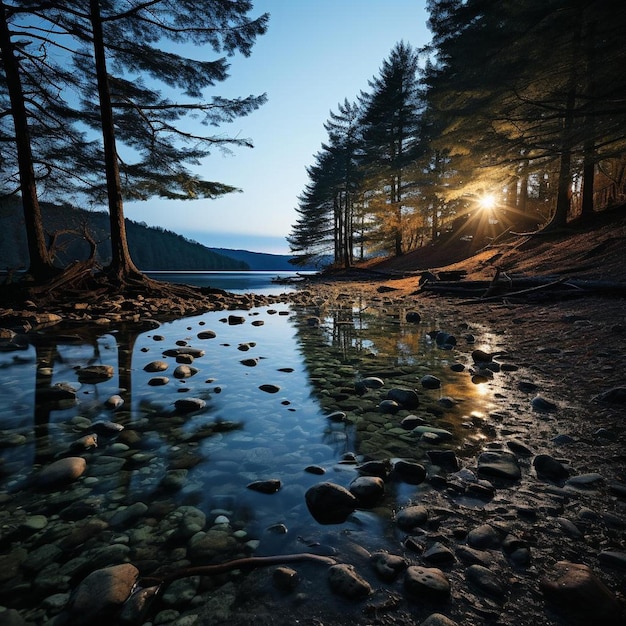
[0,277,625,626]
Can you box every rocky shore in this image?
[0,276,624,626]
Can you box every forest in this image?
[0,199,249,272]
[287,0,626,268]
[0,1,268,288]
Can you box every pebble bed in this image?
[0,286,624,626]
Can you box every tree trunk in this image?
[546,21,581,230]
[580,18,597,220]
[89,0,142,282]
[0,1,56,280]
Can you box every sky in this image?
[124,1,432,255]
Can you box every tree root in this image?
[133,553,337,624]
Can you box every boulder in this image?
[305,482,358,524]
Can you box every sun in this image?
[478,194,496,210]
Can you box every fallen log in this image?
[420,274,626,300]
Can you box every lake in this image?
[0,293,517,624]
[146,270,314,295]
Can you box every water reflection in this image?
[0,300,513,621]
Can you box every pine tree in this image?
[359,41,423,256]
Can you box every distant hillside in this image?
[0,200,303,271]
[208,248,301,271]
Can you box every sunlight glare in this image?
[478,194,496,210]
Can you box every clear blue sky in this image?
[124,1,431,255]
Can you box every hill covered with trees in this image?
[0,199,260,272]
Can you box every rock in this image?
[328,564,372,599]
[406,311,421,323]
[35,457,87,489]
[393,460,427,484]
[228,315,246,325]
[477,451,521,480]
[157,469,186,492]
[174,398,206,413]
[421,375,441,389]
[404,566,450,601]
[247,479,281,494]
[109,502,149,528]
[540,561,622,625]
[144,360,168,372]
[66,564,139,626]
[361,376,385,389]
[173,365,199,379]
[259,384,280,393]
[37,383,77,404]
[76,365,114,384]
[91,421,124,436]
[598,551,626,570]
[594,387,626,404]
[349,476,385,507]
[370,552,407,581]
[326,411,347,423]
[435,331,456,347]
[378,399,400,413]
[412,425,453,442]
[533,454,570,481]
[162,347,205,358]
[467,523,501,550]
[70,434,98,451]
[506,439,534,457]
[466,564,506,598]
[148,376,169,386]
[357,459,392,478]
[471,349,492,363]
[419,614,459,626]
[566,473,603,488]
[273,566,299,592]
[305,482,358,524]
[386,388,420,409]
[188,529,237,561]
[401,414,425,429]
[427,450,459,472]
[104,395,124,410]
[396,505,428,531]
[423,542,455,564]
[531,395,558,412]
[197,330,217,339]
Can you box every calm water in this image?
[0,295,514,622]
[146,270,313,295]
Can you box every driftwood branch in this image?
[420,271,626,302]
[135,552,337,624]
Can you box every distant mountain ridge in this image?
[0,200,307,272]
[207,247,301,271]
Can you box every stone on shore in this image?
[305,482,358,524]
[35,457,87,489]
[540,561,622,625]
[66,563,139,626]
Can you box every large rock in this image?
[386,388,420,409]
[67,563,139,626]
[540,561,623,625]
[35,457,87,489]
[477,451,521,481]
[349,476,384,507]
[404,566,450,601]
[305,482,358,524]
[76,365,114,384]
[328,564,372,599]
